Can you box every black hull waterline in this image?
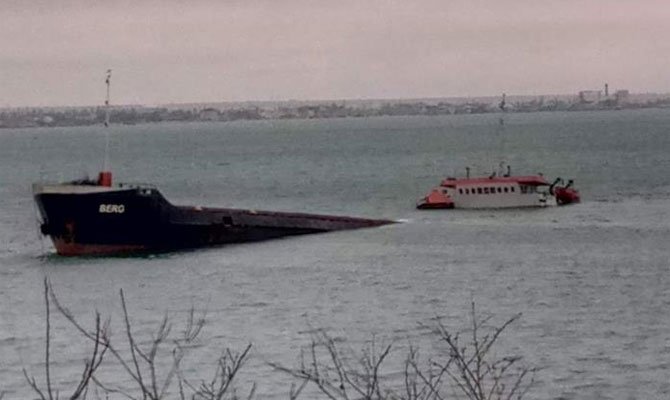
[33,184,394,256]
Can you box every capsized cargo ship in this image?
[34,172,395,256]
[32,71,393,256]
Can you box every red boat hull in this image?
[554,187,581,205]
[416,189,455,210]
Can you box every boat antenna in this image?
[98,69,113,186]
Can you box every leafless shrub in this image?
[178,343,254,400]
[86,289,209,400]
[31,280,250,400]
[418,301,537,400]
[271,302,537,400]
[23,278,110,400]
[24,282,535,400]
[401,344,452,400]
[269,330,392,400]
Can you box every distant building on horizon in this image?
[615,90,630,103]
[199,107,221,121]
[579,90,602,104]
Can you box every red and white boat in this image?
[417,167,580,210]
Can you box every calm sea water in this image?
[1,110,669,399]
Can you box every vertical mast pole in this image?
[497,93,506,176]
[103,69,112,172]
[98,69,113,186]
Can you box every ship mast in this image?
[99,69,113,186]
[103,69,111,170]
[497,93,507,177]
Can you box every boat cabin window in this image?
[483,187,489,194]
[477,188,482,194]
[504,187,509,193]
[511,187,515,192]
[489,187,495,193]
[497,187,502,193]
[459,188,463,194]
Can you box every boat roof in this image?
[32,182,155,195]
[440,175,549,188]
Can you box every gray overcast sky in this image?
[2,0,669,107]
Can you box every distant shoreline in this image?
[2,93,669,129]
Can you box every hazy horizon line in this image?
[4,89,668,110]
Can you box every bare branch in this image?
[119,289,150,399]
[406,350,452,400]
[429,303,535,400]
[91,376,136,400]
[183,343,252,400]
[49,285,144,394]
[23,368,48,400]
[44,279,54,400]
[270,330,393,400]
[23,280,109,400]
[70,312,109,399]
[287,379,309,400]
